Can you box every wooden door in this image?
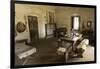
[28,16,38,42]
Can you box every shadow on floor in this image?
[15,38,66,65]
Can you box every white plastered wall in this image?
[15,4,56,42]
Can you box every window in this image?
[72,16,80,30]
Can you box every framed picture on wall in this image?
[87,21,92,28]
[11,0,96,68]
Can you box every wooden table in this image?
[60,34,82,51]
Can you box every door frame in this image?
[26,15,39,42]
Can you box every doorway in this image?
[28,16,38,43]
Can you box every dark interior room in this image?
[14,3,95,65]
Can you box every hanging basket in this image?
[16,22,26,33]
